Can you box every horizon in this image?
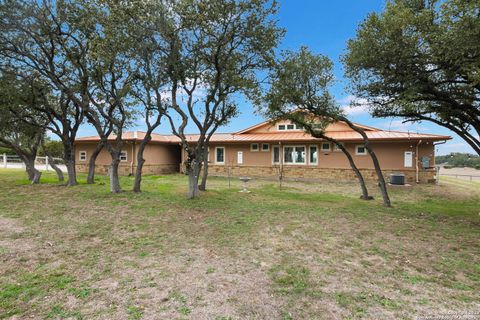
[75,0,475,156]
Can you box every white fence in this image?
[1,154,67,172]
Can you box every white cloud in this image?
[339,95,369,116]
[378,120,426,133]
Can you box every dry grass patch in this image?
[0,169,479,319]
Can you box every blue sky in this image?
[76,0,475,155]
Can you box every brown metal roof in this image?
[75,128,451,144]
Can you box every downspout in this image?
[415,139,422,184]
[433,140,447,184]
[130,142,134,176]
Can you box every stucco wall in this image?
[74,141,180,175]
[203,141,435,171]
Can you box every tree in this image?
[264,48,372,201]
[344,0,480,155]
[0,73,45,184]
[1,0,137,193]
[164,0,283,198]
[41,138,64,182]
[0,0,89,186]
[264,48,392,205]
[123,1,171,193]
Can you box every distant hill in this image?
[436,153,480,169]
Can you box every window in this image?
[284,146,306,164]
[251,143,259,152]
[120,151,128,161]
[321,142,331,152]
[334,142,344,152]
[237,151,243,164]
[404,151,413,167]
[272,146,280,164]
[309,146,318,165]
[355,145,367,155]
[215,147,225,164]
[79,151,87,162]
[277,123,303,131]
[261,143,270,151]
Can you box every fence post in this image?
[3,153,6,168]
[45,156,49,171]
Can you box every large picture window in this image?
[284,146,306,164]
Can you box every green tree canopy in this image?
[344,0,480,155]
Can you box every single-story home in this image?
[74,119,451,183]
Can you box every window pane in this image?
[310,147,317,164]
[216,148,224,162]
[273,146,279,163]
[295,147,305,163]
[251,143,258,150]
[278,125,285,130]
[262,143,269,150]
[287,124,295,130]
[322,143,330,150]
[296,124,303,130]
[284,147,294,163]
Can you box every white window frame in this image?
[355,145,367,155]
[272,145,280,164]
[120,151,128,162]
[215,146,225,165]
[277,123,304,131]
[320,142,331,152]
[237,151,243,165]
[333,142,344,152]
[261,143,270,152]
[309,145,318,165]
[283,145,307,165]
[404,151,413,168]
[250,143,259,152]
[79,151,87,162]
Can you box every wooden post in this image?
[45,156,49,171]
[3,153,6,168]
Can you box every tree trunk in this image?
[187,160,201,199]
[133,140,149,193]
[64,160,77,186]
[334,141,371,200]
[341,117,391,207]
[87,142,104,184]
[45,151,64,182]
[23,155,41,184]
[198,147,209,191]
[109,157,122,193]
[63,144,78,186]
[365,145,391,207]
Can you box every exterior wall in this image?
[247,119,353,133]
[190,140,437,183]
[74,141,180,175]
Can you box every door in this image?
[404,151,413,167]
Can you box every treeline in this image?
[436,153,480,169]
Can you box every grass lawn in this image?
[0,169,479,319]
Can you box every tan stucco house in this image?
[74,119,451,183]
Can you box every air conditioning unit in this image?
[390,173,405,185]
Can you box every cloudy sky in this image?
[75,0,475,155]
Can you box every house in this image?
[74,119,451,183]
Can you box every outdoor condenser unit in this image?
[390,173,405,185]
